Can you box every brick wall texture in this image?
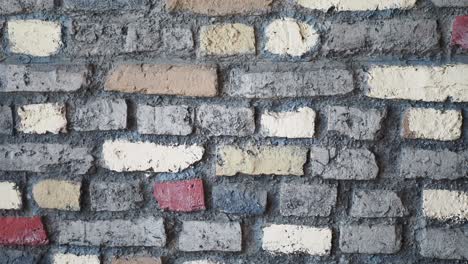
[0,0,467,264]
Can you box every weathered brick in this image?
[199,24,255,56]
[0,217,48,246]
[0,249,40,264]
[327,106,385,140]
[419,228,468,260]
[154,179,205,212]
[178,221,242,252]
[280,183,337,217]
[182,261,221,264]
[216,145,307,176]
[58,217,165,247]
[212,184,267,215]
[105,64,217,97]
[0,106,13,134]
[17,103,67,134]
[402,108,462,141]
[260,107,316,138]
[423,189,468,221]
[310,147,378,180]
[112,256,161,264]
[0,182,22,210]
[350,190,406,218]
[452,16,468,49]
[0,144,93,174]
[137,105,192,135]
[63,0,146,10]
[431,0,468,7]
[297,0,416,11]
[166,0,272,15]
[53,253,100,264]
[196,105,255,136]
[90,181,143,212]
[72,99,127,131]
[102,140,204,172]
[0,0,54,14]
[340,224,401,254]
[32,180,81,211]
[262,224,332,255]
[364,65,468,102]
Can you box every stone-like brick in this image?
[0,217,48,246]
[137,104,192,135]
[90,181,143,212]
[105,64,217,97]
[0,249,40,264]
[58,217,165,247]
[0,106,13,134]
[166,0,272,15]
[0,144,93,174]
[212,184,267,215]
[72,99,127,131]
[423,189,468,221]
[340,224,401,254]
[7,19,62,57]
[431,0,468,7]
[327,106,385,140]
[364,65,468,102]
[196,105,255,136]
[112,256,161,264]
[227,68,353,98]
[452,16,468,49]
[260,107,316,138]
[297,0,416,11]
[199,24,255,56]
[32,180,81,211]
[419,228,468,260]
[101,140,204,173]
[350,190,406,218]
[154,179,205,212]
[279,183,337,217]
[63,0,146,10]
[0,182,22,210]
[262,224,332,255]
[216,145,307,176]
[402,108,462,141]
[178,221,242,252]
[53,253,100,264]
[17,103,67,134]
[310,147,378,180]
[0,0,54,14]
[182,261,221,264]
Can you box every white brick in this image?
[260,107,316,138]
[102,140,204,172]
[262,224,332,255]
[423,190,468,221]
[17,103,67,134]
[403,108,462,141]
[200,23,255,56]
[297,0,416,11]
[53,253,100,264]
[0,182,22,210]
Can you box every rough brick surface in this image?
[196,105,255,136]
[0,217,48,246]
[63,0,146,10]
[166,0,272,15]
[327,106,385,140]
[350,190,406,218]
[0,249,40,264]
[212,184,267,215]
[340,225,401,254]
[297,0,416,11]
[72,99,127,131]
[452,16,468,49]
[402,108,462,141]
[0,106,13,134]
[0,182,22,210]
[423,189,468,221]
[419,228,468,260]
[33,180,81,211]
[0,0,53,14]
[112,256,162,264]
[137,104,192,135]
[178,221,242,252]
[154,179,206,212]
[280,183,337,217]
[431,0,468,6]
[90,181,143,212]
[199,24,255,56]
[53,253,100,264]
[17,103,67,134]
[260,107,316,138]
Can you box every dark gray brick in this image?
[212,184,267,215]
[196,105,255,136]
[350,190,406,218]
[280,183,337,217]
[137,104,193,135]
[431,0,467,6]
[0,249,40,264]
[0,106,13,134]
[340,224,401,254]
[419,228,468,260]
[178,221,242,252]
[0,0,53,14]
[63,0,146,10]
[327,106,385,140]
[90,181,143,211]
[72,99,127,131]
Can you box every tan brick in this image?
[297,0,416,11]
[112,256,162,264]
[423,189,468,221]
[200,24,255,56]
[32,180,81,211]
[166,0,272,15]
[403,108,462,141]
[17,103,67,134]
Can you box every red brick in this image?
[452,15,468,49]
[0,217,48,246]
[154,179,205,212]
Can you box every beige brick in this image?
[112,256,162,264]
[403,108,462,141]
[0,182,22,210]
[53,253,99,264]
[166,0,272,15]
[260,107,316,138]
[297,0,416,11]
[17,103,67,134]
[200,24,255,56]
[423,189,468,221]
[33,180,81,211]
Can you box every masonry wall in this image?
[0,0,467,263]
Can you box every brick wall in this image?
[0,0,467,263]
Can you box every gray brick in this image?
[350,190,406,218]
[162,28,194,54]
[419,228,468,260]
[212,184,267,215]
[196,105,255,136]
[280,183,337,217]
[400,148,467,180]
[72,99,127,131]
[63,0,146,10]
[0,249,40,264]
[431,0,467,6]
[178,221,242,252]
[57,217,166,247]
[90,181,143,212]
[310,147,378,180]
[0,144,93,174]
[340,225,401,254]
[327,106,385,140]
[0,0,53,14]
[137,104,192,135]
[0,106,13,134]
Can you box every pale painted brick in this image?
[0,0,54,15]
[72,99,127,131]
[297,0,416,11]
[262,224,332,255]
[166,0,272,15]
[199,24,255,56]
[53,253,100,264]
[431,0,468,7]
[0,182,22,210]
[402,108,462,141]
[327,106,385,140]
[90,181,143,212]
[32,180,81,211]
[340,224,401,254]
[17,103,67,134]
[101,140,204,172]
[137,104,192,135]
[196,105,255,136]
[419,228,468,260]
[280,183,337,217]
[350,190,406,218]
[423,189,468,221]
[178,221,242,252]
[260,107,316,138]
[0,106,13,134]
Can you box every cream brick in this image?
[33,180,81,211]
[297,0,416,11]
[260,107,316,138]
[200,23,255,56]
[0,182,22,210]
[17,103,67,134]
[423,189,468,221]
[53,253,100,264]
[403,108,462,141]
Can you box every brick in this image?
[0,249,40,264]
[182,261,221,264]
[310,147,378,180]
[17,103,67,134]
[196,105,255,136]
[63,0,145,10]
[178,221,242,252]
[0,106,13,134]
[419,228,468,260]
[262,224,332,255]
[279,183,337,217]
[212,184,267,215]
[90,181,143,212]
[350,190,406,218]
[0,217,48,246]
[33,180,81,211]
[423,189,468,221]
[431,0,468,7]
[105,64,217,97]
[365,65,468,102]
[0,144,93,174]
[154,179,205,212]
[265,18,319,56]
[0,182,22,210]
[340,224,401,254]
[216,145,307,176]
[227,68,353,98]
[327,106,385,140]
[452,16,468,49]
[402,108,462,141]
[112,256,161,264]
[102,140,204,172]
[0,0,54,14]
[137,104,192,135]
[53,253,100,264]
[297,0,416,11]
[57,217,165,247]
[400,148,467,180]
[260,107,316,138]
[161,28,194,54]
[199,24,255,56]
[72,99,127,131]
[7,19,62,57]
[166,0,272,15]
